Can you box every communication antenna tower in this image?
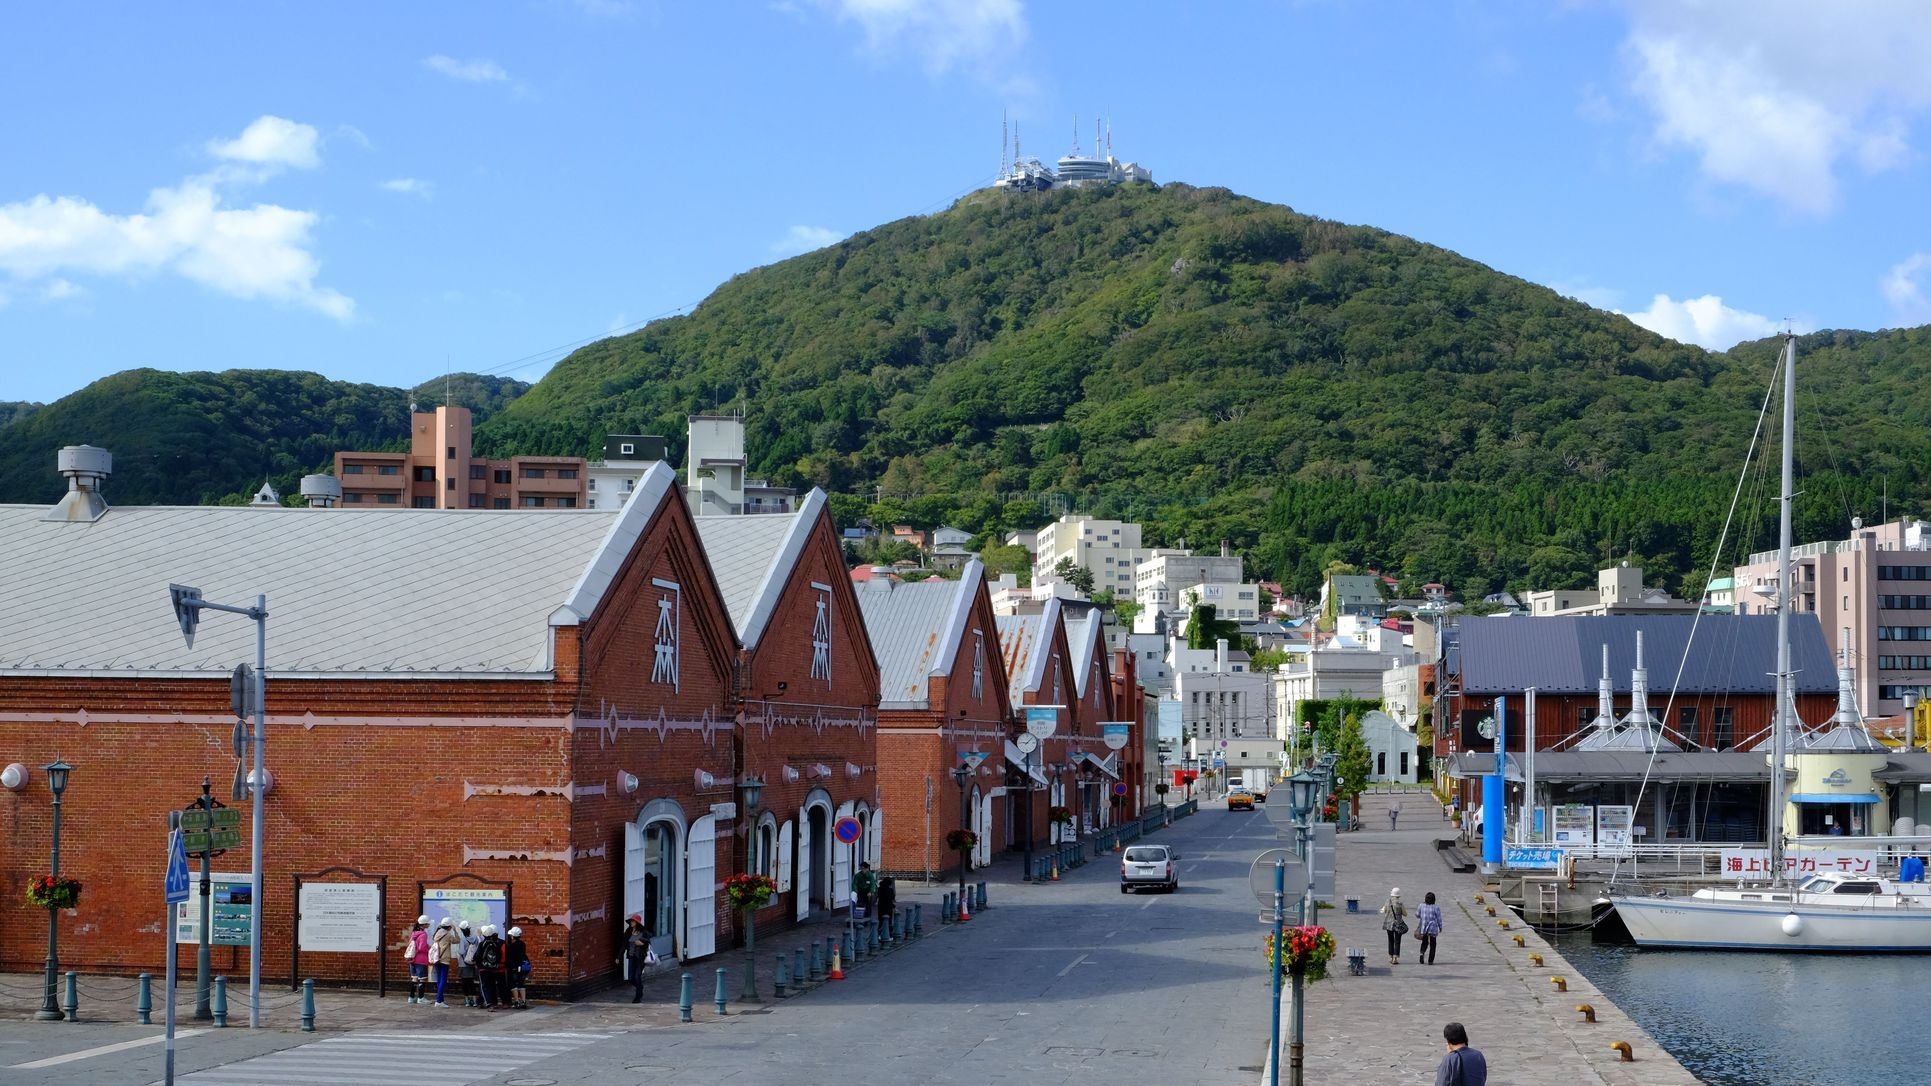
[1001,110,1009,177]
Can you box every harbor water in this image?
[1553,934,1929,1086]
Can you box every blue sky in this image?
[4,1,1930,406]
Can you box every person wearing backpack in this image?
[404,915,431,1004]
[429,918,459,1007]
[456,920,482,1007]
[505,926,531,1009]
[476,925,507,1010]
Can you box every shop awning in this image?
[1789,793,1880,804]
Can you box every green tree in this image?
[1335,710,1372,812]
[1052,556,1095,595]
[1184,594,1241,650]
[979,542,1034,585]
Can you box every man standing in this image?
[1435,1022,1487,1086]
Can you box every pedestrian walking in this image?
[1389,804,1401,831]
[623,914,654,1003]
[404,915,431,1004]
[1416,892,1443,964]
[1380,887,1408,965]
[1434,1022,1488,1085]
[876,875,897,926]
[505,926,531,1008]
[476,924,507,1009]
[456,920,482,1007]
[854,862,878,917]
[429,917,458,1006]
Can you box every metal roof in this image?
[1065,607,1103,697]
[997,597,1062,702]
[693,490,825,647]
[0,461,683,678]
[856,562,981,709]
[1456,614,1838,695]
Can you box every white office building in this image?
[1032,515,1149,599]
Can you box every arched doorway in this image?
[797,790,833,920]
[624,802,683,961]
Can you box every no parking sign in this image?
[834,817,863,843]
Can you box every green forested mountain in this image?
[0,370,527,506]
[8,182,1929,598]
[474,182,1931,598]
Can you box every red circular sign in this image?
[834,817,863,843]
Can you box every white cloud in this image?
[819,0,1026,79]
[424,54,508,82]
[380,177,435,198]
[0,117,351,320]
[41,278,81,301]
[1882,253,1931,324]
[771,224,845,256]
[207,115,320,170]
[1620,293,1780,350]
[1624,1,1931,214]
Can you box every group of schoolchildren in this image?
[404,915,531,1009]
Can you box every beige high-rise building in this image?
[333,405,587,510]
[1031,515,1148,599]
[1732,517,1931,718]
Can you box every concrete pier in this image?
[1282,790,1700,1084]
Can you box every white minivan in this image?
[1121,844,1180,893]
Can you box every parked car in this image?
[1121,844,1180,893]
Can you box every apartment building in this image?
[1732,517,1931,718]
[333,405,586,509]
[586,433,667,510]
[686,414,796,516]
[1032,515,1148,598]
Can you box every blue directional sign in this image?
[165,830,191,905]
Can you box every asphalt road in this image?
[0,801,1289,1086]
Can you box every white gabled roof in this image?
[0,461,681,679]
[1066,607,1104,696]
[857,560,983,709]
[692,490,826,647]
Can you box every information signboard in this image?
[297,882,381,952]
[175,873,254,945]
[1505,846,1565,870]
[1025,705,1060,740]
[1101,723,1130,750]
[421,886,508,934]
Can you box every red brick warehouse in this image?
[0,454,744,997]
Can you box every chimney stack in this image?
[43,445,112,523]
[300,474,343,508]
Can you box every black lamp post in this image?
[952,764,971,903]
[1283,768,1321,1086]
[739,776,765,1003]
[36,758,73,1021]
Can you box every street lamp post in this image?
[1283,769,1321,1086]
[35,759,73,1021]
[952,764,972,904]
[739,776,764,1003]
[167,585,268,1028]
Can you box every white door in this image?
[684,814,717,959]
[976,794,993,867]
[794,809,813,922]
[868,807,884,868]
[777,820,794,892]
[833,800,854,909]
[623,823,646,926]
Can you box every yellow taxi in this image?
[1227,787,1255,811]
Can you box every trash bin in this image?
[1346,897,1359,913]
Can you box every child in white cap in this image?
[405,915,431,1003]
[429,918,458,1006]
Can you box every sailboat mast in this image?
[1771,331,1796,881]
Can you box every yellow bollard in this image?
[1497,919,1510,929]
[1527,953,1542,967]
[1485,905,1497,916]
[1576,1004,1596,1023]
[1511,935,1525,947]
[1550,976,1567,992]
[1610,1040,1634,1062]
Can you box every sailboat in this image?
[1610,333,1931,951]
